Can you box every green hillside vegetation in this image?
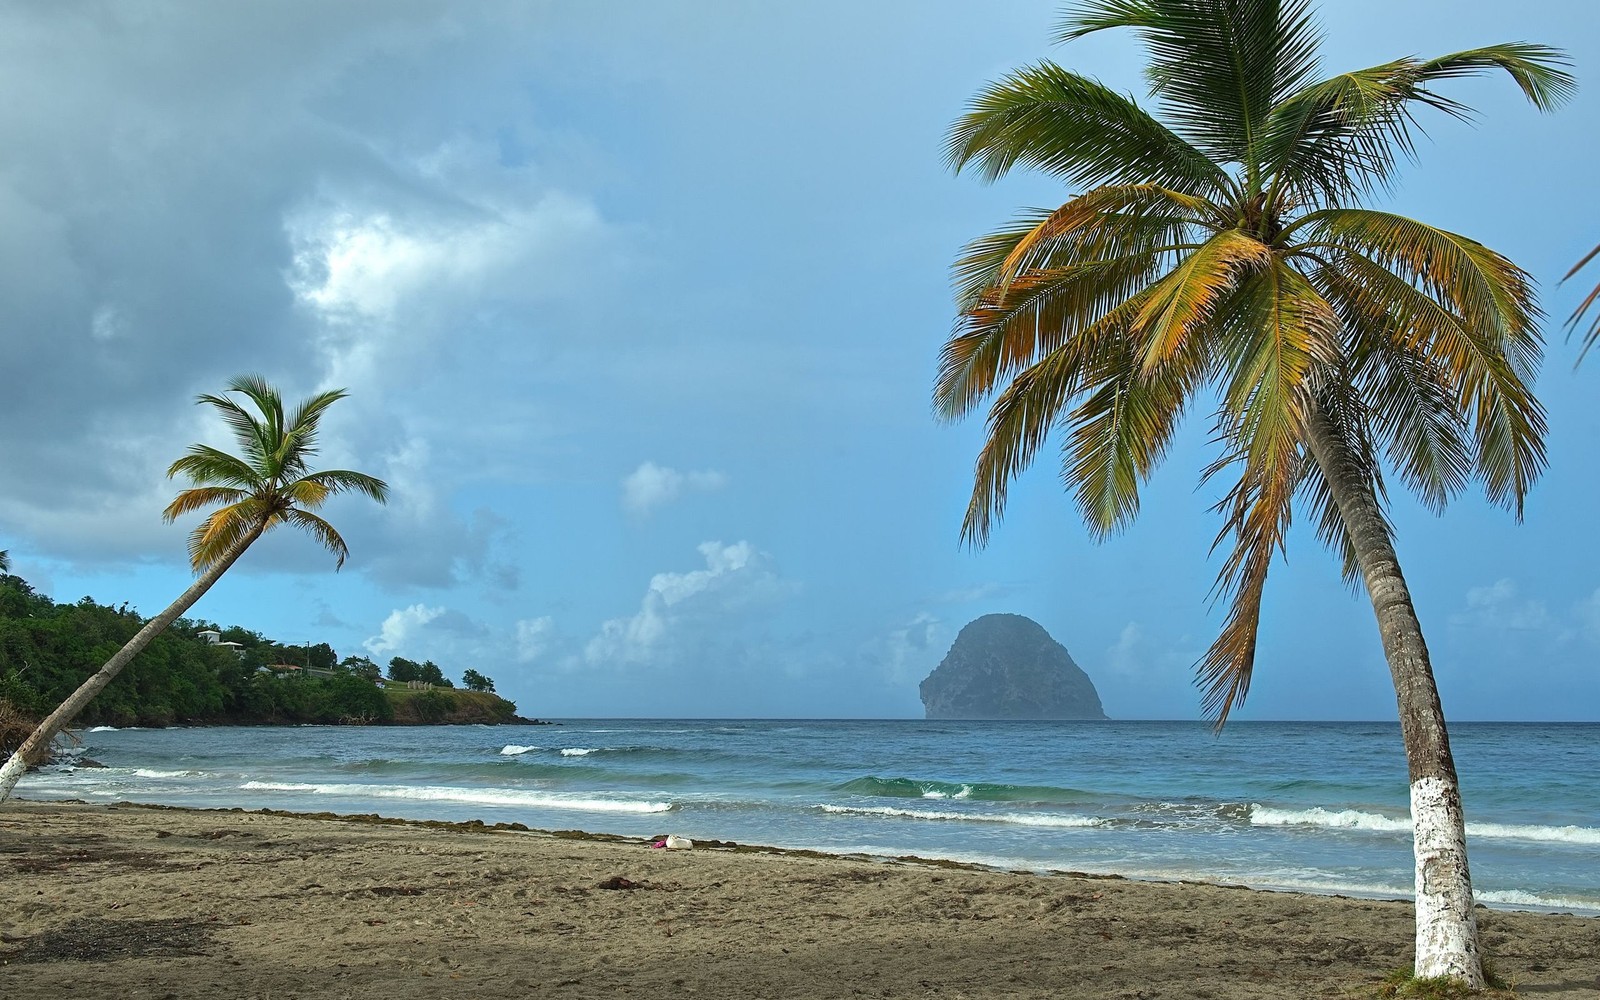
[0,570,518,741]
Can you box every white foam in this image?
[1251,805,1412,833]
[1249,805,1600,845]
[1474,888,1600,913]
[237,780,673,814]
[560,748,597,757]
[921,785,973,800]
[1467,821,1600,846]
[499,745,538,756]
[133,769,200,779]
[817,804,1101,829]
[87,726,120,733]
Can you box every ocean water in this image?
[18,720,1599,914]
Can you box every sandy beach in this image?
[1,801,1596,998]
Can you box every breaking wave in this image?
[238,780,674,814]
[817,803,1102,829]
[834,776,1094,804]
[1250,806,1600,845]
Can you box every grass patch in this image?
[1376,960,1513,998]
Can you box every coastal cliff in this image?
[920,614,1107,720]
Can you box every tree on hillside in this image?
[461,669,495,693]
[937,1,1570,986]
[341,655,381,680]
[387,656,422,683]
[0,375,388,802]
[219,625,267,648]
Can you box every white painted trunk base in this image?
[1411,776,1484,986]
[0,750,29,802]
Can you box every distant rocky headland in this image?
[920,614,1107,720]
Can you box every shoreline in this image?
[23,794,1599,916]
[4,799,1598,998]
[18,789,1600,919]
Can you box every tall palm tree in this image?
[936,1,1570,987]
[0,375,387,802]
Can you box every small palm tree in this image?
[937,1,1570,987]
[0,375,387,801]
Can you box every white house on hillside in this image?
[197,630,245,655]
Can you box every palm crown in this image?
[936,0,1573,721]
[163,375,389,570]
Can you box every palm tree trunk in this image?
[0,523,265,804]
[1304,403,1483,987]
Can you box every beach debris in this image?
[2,917,216,964]
[597,876,671,891]
[665,835,693,850]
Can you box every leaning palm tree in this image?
[937,1,1570,987]
[0,375,387,802]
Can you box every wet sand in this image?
[2,800,1596,998]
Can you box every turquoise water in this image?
[19,720,1599,913]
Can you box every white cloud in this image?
[621,461,728,515]
[877,612,944,685]
[364,603,445,658]
[583,540,790,666]
[516,616,556,662]
[1106,622,1146,677]
[930,582,1005,604]
[1449,579,1552,632]
[286,188,615,390]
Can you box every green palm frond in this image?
[162,486,248,524]
[1061,0,1324,177]
[168,445,265,490]
[187,499,270,571]
[1195,441,1296,725]
[1293,210,1539,361]
[939,186,1221,419]
[295,470,391,505]
[278,388,350,476]
[1263,45,1573,205]
[960,184,1218,304]
[1132,228,1271,370]
[1062,326,1204,538]
[946,61,1231,195]
[959,298,1151,545]
[1213,260,1340,457]
[1562,243,1600,364]
[279,509,352,570]
[224,374,285,463]
[1312,259,1475,512]
[1414,44,1575,111]
[939,254,1166,420]
[196,391,274,471]
[165,376,388,572]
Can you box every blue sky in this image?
[1,1,1596,720]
